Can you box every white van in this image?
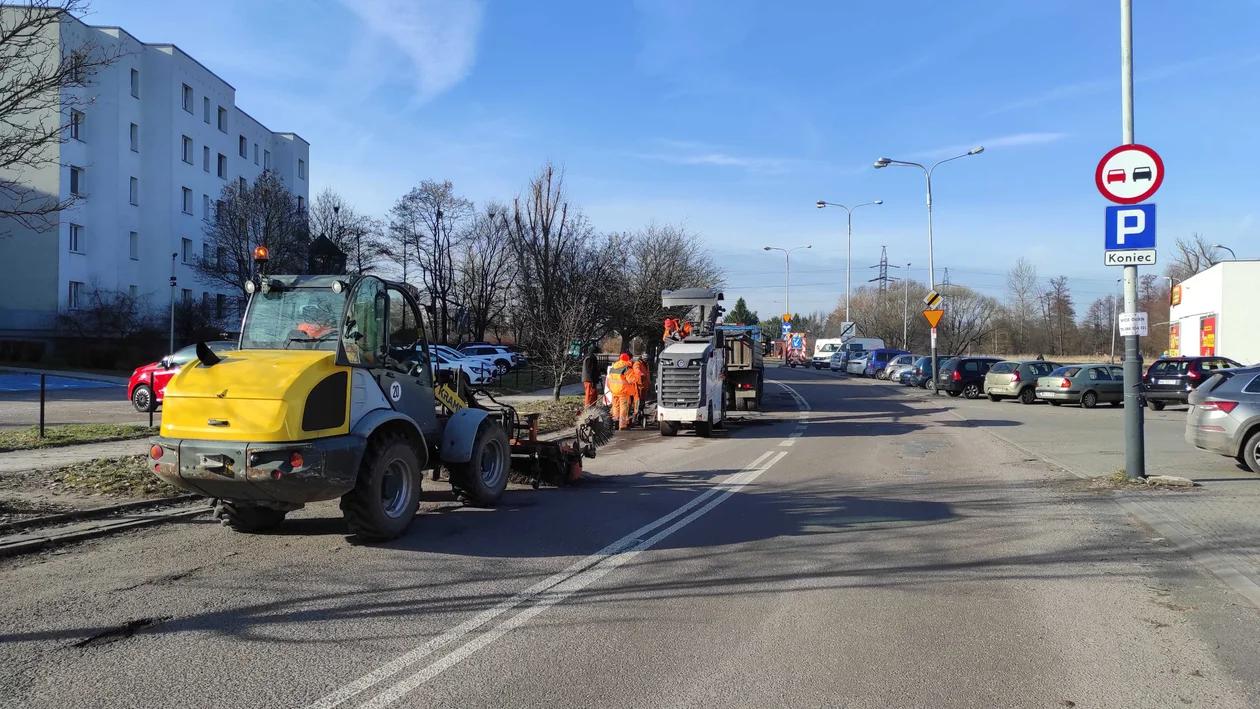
[830,338,885,372]
[811,338,845,369]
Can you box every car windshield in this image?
[241,287,345,350]
[1048,366,1081,377]
[990,362,1017,374]
[820,343,841,352]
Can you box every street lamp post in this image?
[874,146,984,393]
[762,245,812,318]
[1212,243,1237,260]
[815,200,883,325]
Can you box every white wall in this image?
[1170,261,1260,363]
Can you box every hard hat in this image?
[619,353,631,362]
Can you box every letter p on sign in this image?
[1105,204,1156,250]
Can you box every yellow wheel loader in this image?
[148,273,610,541]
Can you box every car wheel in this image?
[494,359,510,376]
[876,369,886,380]
[963,383,981,399]
[131,384,157,413]
[1081,390,1098,409]
[1019,387,1036,405]
[947,391,961,398]
[1240,429,1260,474]
[1148,400,1165,411]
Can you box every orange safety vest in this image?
[632,361,651,391]
[607,362,639,396]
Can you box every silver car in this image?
[1035,364,1125,408]
[846,354,870,376]
[984,360,1060,404]
[1186,365,1260,473]
[881,354,918,382]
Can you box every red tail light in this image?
[149,445,163,459]
[1011,371,1021,383]
[1188,368,1202,381]
[951,370,961,381]
[1199,401,1238,413]
[1060,379,1071,388]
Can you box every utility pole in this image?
[1120,0,1146,480]
[903,262,911,349]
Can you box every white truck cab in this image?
[812,338,845,369]
[657,288,726,437]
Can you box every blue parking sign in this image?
[1105,204,1156,250]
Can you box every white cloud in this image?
[340,0,484,101]
[910,132,1068,160]
[631,139,814,175]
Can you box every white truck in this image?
[811,338,845,369]
[657,288,727,437]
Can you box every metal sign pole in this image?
[1120,0,1146,480]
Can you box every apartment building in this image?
[0,9,309,338]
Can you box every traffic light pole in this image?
[1120,0,1146,480]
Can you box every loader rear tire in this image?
[340,433,422,541]
[216,500,286,533]
[447,421,510,507]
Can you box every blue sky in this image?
[90,0,1260,317]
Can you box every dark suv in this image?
[937,357,1003,398]
[1143,356,1241,410]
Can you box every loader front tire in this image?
[216,500,286,533]
[341,433,422,541]
[447,422,510,507]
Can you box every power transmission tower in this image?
[868,246,900,294]
[941,267,952,293]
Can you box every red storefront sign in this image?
[1200,316,1216,356]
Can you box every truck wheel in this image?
[216,500,286,533]
[695,405,713,438]
[660,420,678,437]
[340,433,422,541]
[131,384,157,413]
[448,422,510,506]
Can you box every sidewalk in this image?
[0,440,144,475]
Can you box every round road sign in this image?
[1095,144,1163,204]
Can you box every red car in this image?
[1106,168,1127,184]
[128,340,237,412]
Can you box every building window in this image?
[239,135,247,158]
[181,83,193,112]
[129,231,138,260]
[129,285,138,298]
[216,293,226,319]
[253,143,259,165]
[217,106,227,132]
[238,176,247,192]
[182,288,192,303]
[263,150,271,169]
[203,146,210,171]
[69,224,83,253]
[203,96,210,124]
[129,123,138,152]
[68,281,84,309]
[182,187,193,214]
[69,166,84,195]
[203,194,210,217]
[70,110,84,140]
[181,238,192,263]
[181,135,193,163]
[297,196,304,211]
[68,50,86,84]
[297,159,306,180]
[201,291,211,315]
[129,176,138,205]
[130,68,139,98]
[217,154,227,178]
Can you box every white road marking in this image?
[779,440,795,447]
[360,450,791,708]
[306,450,780,709]
[788,432,804,438]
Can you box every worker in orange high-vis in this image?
[607,353,639,430]
[631,355,651,425]
[663,318,679,341]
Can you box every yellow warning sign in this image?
[922,309,944,328]
[781,313,792,322]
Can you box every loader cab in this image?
[239,275,439,439]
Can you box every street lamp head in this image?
[816,200,826,209]
[873,199,884,205]
[874,158,891,168]
[803,244,813,250]
[763,246,772,251]
[969,146,985,155]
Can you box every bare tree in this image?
[1079,295,1116,355]
[390,180,472,345]
[195,171,309,297]
[1,1,124,234]
[457,203,516,342]
[508,163,608,399]
[1165,233,1222,282]
[1004,257,1040,353]
[937,286,1000,355]
[308,187,384,275]
[1038,276,1076,355]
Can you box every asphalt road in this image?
[3,368,1260,708]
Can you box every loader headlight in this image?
[331,280,346,294]
[244,279,256,294]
